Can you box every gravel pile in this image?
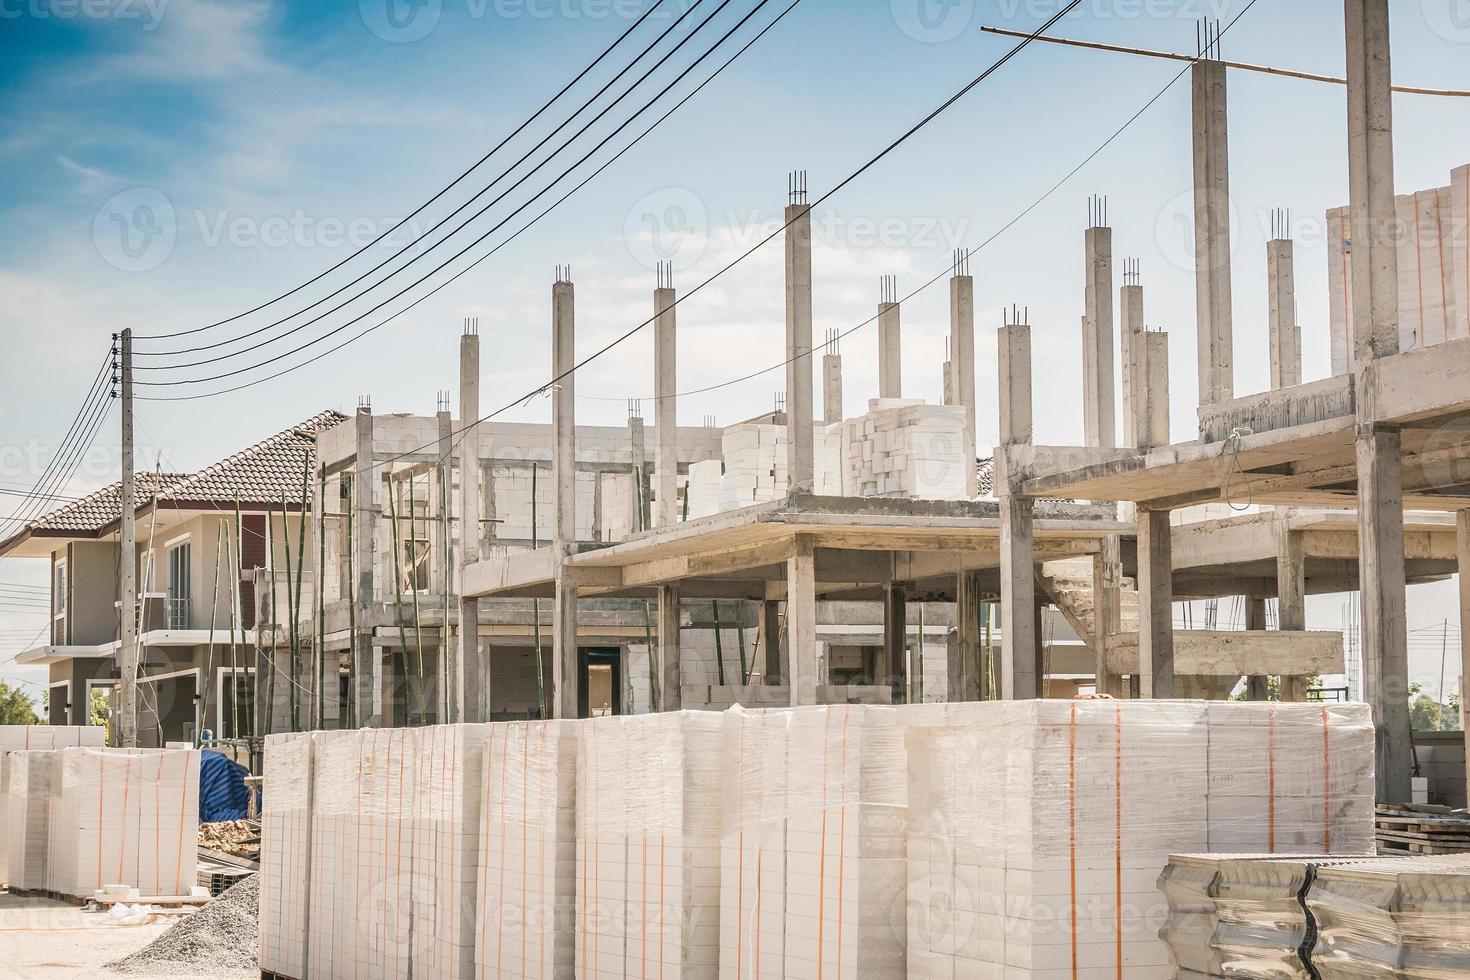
[108,873,259,977]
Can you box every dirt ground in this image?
[0,892,250,980]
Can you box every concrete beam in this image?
[1083,225,1116,449]
[1137,507,1175,697]
[1268,238,1302,389]
[950,274,978,496]
[878,299,902,399]
[785,202,815,494]
[1192,58,1234,406]
[1105,630,1345,679]
[786,537,818,705]
[654,284,678,528]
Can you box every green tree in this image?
[0,681,41,725]
[1409,682,1460,733]
[89,688,111,729]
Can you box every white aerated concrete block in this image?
[260,732,313,980]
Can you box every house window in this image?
[167,541,191,629]
[53,560,67,616]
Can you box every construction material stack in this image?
[0,726,104,751]
[259,731,313,980]
[477,720,579,980]
[411,724,488,980]
[5,750,57,891]
[840,400,967,499]
[903,701,1375,979]
[719,422,789,511]
[45,746,201,899]
[1307,854,1470,976]
[720,705,908,980]
[576,711,723,980]
[683,459,724,520]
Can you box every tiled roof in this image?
[160,410,346,506]
[26,471,190,533]
[4,410,347,543]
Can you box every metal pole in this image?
[118,328,138,748]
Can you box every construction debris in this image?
[107,872,259,977]
[1374,802,1470,855]
[197,820,259,861]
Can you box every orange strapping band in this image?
[1069,702,1079,980]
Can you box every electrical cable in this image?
[0,379,115,535]
[0,354,111,531]
[134,0,771,384]
[133,0,675,342]
[139,0,803,404]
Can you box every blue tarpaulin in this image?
[199,750,250,823]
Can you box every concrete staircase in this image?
[1038,557,1139,652]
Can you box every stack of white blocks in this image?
[720,705,908,980]
[5,750,57,890]
[1327,163,1470,375]
[841,400,967,500]
[719,424,789,512]
[904,701,1375,980]
[0,726,103,752]
[684,459,724,520]
[411,724,488,980]
[259,732,313,980]
[477,720,579,980]
[576,712,723,980]
[45,747,200,899]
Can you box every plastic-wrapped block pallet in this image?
[0,726,103,751]
[576,711,723,980]
[1157,853,1382,979]
[1306,854,1470,978]
[902,700,1376,980]
[477,720,579,980]
[260,731,313,980]
[720,705,908,980]
[307,728,419,980]
[44,747,200,899]
[6,750,58,890]
[410,723,488,980]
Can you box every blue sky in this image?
[1,0,1468,693]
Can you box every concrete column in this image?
[1245,597,1271,700]
[878,300,902,399]
[759,599,782,684]
[1458,511,1470,802]
[629,414,647,532]
[1277,525,1311,702]
[950,274,978,497]
[457,330,483,724]
[1192,58,1234,406]
[1093,540,1124,697]
[952,571,982,702]
[822,347,843,426]
[654,284,678,528]
[1001,497,1037,700]
[553,279,577,544]
[998,324,1033,448]
[1137,507,1175,698]
[1083,225,1116,449]
[786,538,818,705]
[552,568,579,719]
[1120,278,1145,447]
[785,203,815,494]
[1267,238,1302,389]
[1348,0,1411,804]
[353,404,379,728]
[1130,331,1171,451]
[658,584,681,710]
[883,582,907,703]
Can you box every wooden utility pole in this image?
[118,328,139,748]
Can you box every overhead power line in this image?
[137,0,793,395]
[133,0,675,342]
[140,0,803,404]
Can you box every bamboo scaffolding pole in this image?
[317,462,327,730]
[439,460,451,724]
[388,473,424,723]
[713,600,727,686]
[345,476,356,730]
[200,522,223,742]
[231,497,243,740]
[407,473,427,723]
[531,464,546,720]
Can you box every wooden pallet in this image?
[7,888,88,907]
[260,971,301,980]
